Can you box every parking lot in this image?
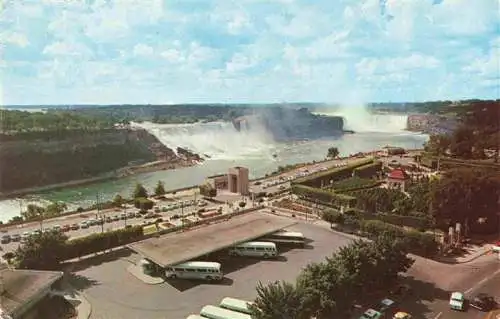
[0,199,227,252]
[67,222,353,319]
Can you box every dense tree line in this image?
[0,110,115,134]
[14,226,144,270]
[424,100,499,160]
[250,235,414,318]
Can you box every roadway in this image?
[423,259,500,319]
[0,200,229,253]
[0,152,420,253]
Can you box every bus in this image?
[200,305,252,319]
[186,315,205,319]
[260,231,306,246]
[164,261,223,281]
[228,241,278,258]
[219,297,253,314]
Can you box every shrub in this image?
[330,177,382,193]
[64,225,143,260]
[352,161,383,179]
[291,184,356,208]
[321,210,343,225]
[293,158,374,187]
[360,220,438,257]
[239,201,246,208]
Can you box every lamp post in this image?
[96,192,104,233]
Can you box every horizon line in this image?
[1,98,496,108]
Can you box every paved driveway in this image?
[69,222,353,319]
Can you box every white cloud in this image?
[42,41,93,58]
[1,0,498,104]
[226,53,256,73]
[133,44,154,57]
[0,32,29,47]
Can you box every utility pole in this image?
[181,201,185,230]
[96,192,104,233]
[124,204,127,227]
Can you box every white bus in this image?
[186,315,205,319]
[219,297,253,314]
[260,231,306,246]
[200,305,252,319]
[164,261,223,281]
[228,241,278,258]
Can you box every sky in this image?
[0,0,499,105]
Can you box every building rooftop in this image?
[128,210,296,267]
[388,168,410,180]
[0,265,63,317]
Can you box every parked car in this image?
[87,219,97,226]
[393,312,412,319]
[62,224,71,232]
[377,298,395,312]
[449,292,465,311]
[135,212,142,218]
[470,293,496,311]
[11,234,21,242]
[53,225,62,232]
[492,241,500,253]
[128,211,135,218]
[21,232,31,242]
[105,216,113,223]
[80,221,89,229]
[1,235,11,244]
[120,213,127,220]
[144,212,155,219]
[112,215,120,221]
[70,223,79,230]
[359,309,382,319]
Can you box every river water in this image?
[0,111,428,222]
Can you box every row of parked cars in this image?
[0,211,145,245]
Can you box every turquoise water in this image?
[0,130,428,222]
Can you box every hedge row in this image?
[322,210,438,257]
[360,220,438,257]
[291,184,356,208]
[331,177,382,193]
[352,161,383,178]
[64,225,144,260]
[376,213,432,230]
[293,158,375,188]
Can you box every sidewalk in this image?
[436,244,494,264]
[126,260,165,285]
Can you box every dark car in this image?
[470,293,496,311]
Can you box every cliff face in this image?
[232,107,345,140]
[0,128,193,194]
[407,114,458,134]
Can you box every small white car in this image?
[449,291,465,311]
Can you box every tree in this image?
[296,260,345,318]
[327,147,339,159]
[154,181,166,196]
[250,281,309,319]
[21,204,45,221]
[15,230,69,270]
[430,168,500,232]
[45,202,67,217]
[321,209,343,227]
[424,134,451,156]
[112,194,125,207]
[132,183,148,199]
